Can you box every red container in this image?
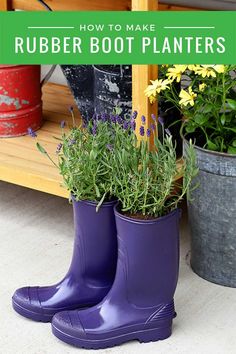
[0,65,42,137]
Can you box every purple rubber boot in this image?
[12,199,117,322]
[52,205,181,349]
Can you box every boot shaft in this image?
[70,199,118,286]
[114,208,180,307]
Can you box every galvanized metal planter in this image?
[185,140,236,287]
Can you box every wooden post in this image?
[132,0,158,144]
[0,0,11,10]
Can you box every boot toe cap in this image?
[12,287,30,307]
[52,310,86,340]
[12,286,42,316]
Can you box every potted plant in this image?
[51,114,197,349]
[12,113,118,322]
[146,64,236,287]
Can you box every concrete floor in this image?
[0,181,235,354]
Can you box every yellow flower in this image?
[149,95,157,104]
[213,65,225,73]
[195,65,216,78]
[195,65,225,78]
[199,83,207,92]
[166,65,188,82]
[188,65,199,71]
[144,79,170,98]
[161,64,169,68]
[179,86,197,107]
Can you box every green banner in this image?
[0,11,235,64]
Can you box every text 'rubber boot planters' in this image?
[12,198,117,322]
[52,206,181,349]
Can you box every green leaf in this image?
[194,114,208,126]
[225,127,236,133]
[227,146,236,154]
[185,124,196,133]
[207,140,218,151]
[203,104,213,114]
[226,99,236,110]
[233,140,236,147]
[36,142,47,154]
[89,150,97,160]
[220,114,226,126]
[95,184,100,198]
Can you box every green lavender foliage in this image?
[58,120,115,207]
[109,122,198,217]
[37,112,198,216]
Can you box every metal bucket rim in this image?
[183,137,236,158]
[93,65,132,78]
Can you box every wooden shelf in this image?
[0,83,80,198]
[0,82,183,198]
[0,0,186,198]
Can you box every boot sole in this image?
[52,323,172,349]
[12,300,52,322]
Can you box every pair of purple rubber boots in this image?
[12,199,180,349]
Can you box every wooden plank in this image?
[132,0,158,144]
[11,0,131,11]
[0,120,69,198]
[0,162,68,197]
[42,82,81,124]
[0,0,11,10]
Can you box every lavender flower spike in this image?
[110,114,116,124]
[158,116,164,126]
[151,114,156,121]
[56,143,62,154]
[106,144,113,151]
[130,120,136,131]
[150,123,156,131]
[141,115,146,124]
[165,128,172,136]
[132,110,138,120]
[117,116,123,125]
[60,120,66,128]
[146,128,151,137]
[92,124,97,136]
[101,113,107,122]
[27,127,37,138]
[123,121,130,130]
[140,126,145,137]
[69,139,76,146]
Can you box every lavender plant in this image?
[36,109,197,216]
[37,113,116,209]
[106,114,198,218]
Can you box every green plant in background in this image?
[145,65,236,154]
[108,114,198,218]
